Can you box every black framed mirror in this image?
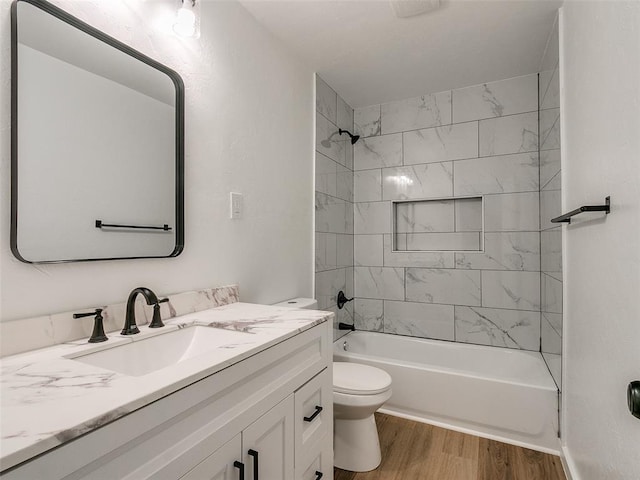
[11,0,184,263]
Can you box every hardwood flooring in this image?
[334,413,566,480]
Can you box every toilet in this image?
[274,298,393,472]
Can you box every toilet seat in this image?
[333,362,392,395]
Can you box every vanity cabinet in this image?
[1,324,333,480]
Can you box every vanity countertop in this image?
[0,302,332,471]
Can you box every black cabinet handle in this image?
[628,381,640,419]
[248,449,259,480]
[315,471,323,479]
[303,405,323,422]
[233,461,244,480]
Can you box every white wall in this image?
[560,3,640,479]
[0,0,315,321]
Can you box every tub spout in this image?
[338,322,355,331]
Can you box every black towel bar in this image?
[95,220,172,231]
[550,196,610,224]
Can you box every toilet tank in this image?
[273,297,318,309]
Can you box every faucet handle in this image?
[73,309,108,343]
[149,298,169,329]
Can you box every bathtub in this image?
[333,331,559,453]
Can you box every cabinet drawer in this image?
[295,434,333,480]
[294,368,332,467]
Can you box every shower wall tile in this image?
[355,234,384,266]
[316,76,337,123]
[406,268,481,306]
[354,134,403,170]
[345,266,355,299]
[541,273,562,314]
[541,314,562,355]
[395,200,455,233]
[543,352,562,389]
[337,95,354,132]
[540,108,561,151]
[453,152,539,195]
[479,112,538,157]
[541,230,562,279]
[541,66,560,110]
[383,301,454,340]
[336,164,353,202]
[405,232,481,251]
[354,104,381,138]
[540,189,562,231]
[315,152,338,198]
[540,150,561,190]
[383,235,455,268]
[544,312,563,336]
[454,306,541,351]
[455,232,540,271]
[354,298,384,332]
[481,270,541,311]
[452,74,538,123]
[336,234,354,268]
[316,192,352,234]
[316,112,346,166]
[454,198,483,232]
[403,122,478,165]
[354,266,405,300]
[354,201,391,234]
[484,192,540,232]
[381,90,452,134]
[344,138,354,170]
[354,169,382,202]
[315,232,337,272]
[315,268,346,310]
[382,163,453,200]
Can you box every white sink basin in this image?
[67,326,253,377]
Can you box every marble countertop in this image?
[0,303,332,471]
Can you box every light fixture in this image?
[173,0,200,38]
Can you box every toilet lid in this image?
[333,362,392,395]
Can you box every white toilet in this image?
[332,361,392,472]
[274,298,393,472]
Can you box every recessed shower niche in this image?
[392,197,483,252]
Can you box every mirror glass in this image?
[12,0,184,263]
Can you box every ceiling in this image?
[239,0,563,107]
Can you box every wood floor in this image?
[334,413,566,480]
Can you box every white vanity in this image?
[0,303,333,480]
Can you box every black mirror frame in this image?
[10,0,185,263]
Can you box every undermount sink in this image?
[67,326,253,377]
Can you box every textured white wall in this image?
[0,0,314,321]
[560,3,640,479]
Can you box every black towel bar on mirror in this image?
[551,196,610,224]
[95,220,172,231]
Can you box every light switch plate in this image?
[230,192,243,219]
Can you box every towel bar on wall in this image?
[95,220,172,231]
[551,196,610,224]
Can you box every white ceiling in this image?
[239,0,563,107]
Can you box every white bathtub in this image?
[333,331,559,453]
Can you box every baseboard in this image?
[560,445,580,480]
[379,407,561,456]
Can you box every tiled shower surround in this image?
[539,19,563,389]
[314,75,355,338]
[351,74,545,351]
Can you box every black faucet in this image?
[122,287,159,335]
[338,322,355,331]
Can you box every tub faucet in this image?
[338,322,355,331]
[122,287,159,335]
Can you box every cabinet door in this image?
[297,434,333,480]
[242,395,294,480]
[181,434,242,480]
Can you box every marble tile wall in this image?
[539,18,563,390]
[0,285,240,357]
[353,74,543,352]
[315,75,355,340]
